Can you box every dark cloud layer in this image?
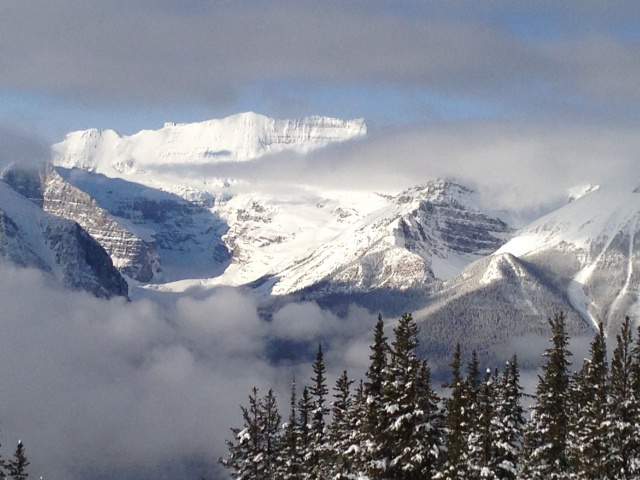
[1,1,640,124]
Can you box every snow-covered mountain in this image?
[413,251,591,365]
[46,113,511,301]
[2,165,160,282]
[495,184,640,335]
[0,179,128,298]
[412,183,640,363]
[267,181,510,296]
[10,110,640,364]
[52,112,366,176]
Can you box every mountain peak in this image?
[52,113,367,176]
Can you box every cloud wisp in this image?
[150,118,640,222]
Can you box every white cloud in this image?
[0,262,378,480]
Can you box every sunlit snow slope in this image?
[494,184,640,334]
[52,112,366,175]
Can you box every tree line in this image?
[219,312,640,479]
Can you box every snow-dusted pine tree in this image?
[6,442,27,480]
[220,387,263,480]
[346,380,368,478]
[327,370,356,480]
[220,387,282,480]
[607,317,639,478]
[259,389,282,480]
[465,369,499,480]
[309,344,330,477]
[491,355,525,480]
[440,343,470,480]
[280,381,303,480]
[518,312,572,479]
[380,313,443,480]
[362,314,389,480]
[567,322,609,479]
[298,386,314,480]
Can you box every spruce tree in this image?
[491,355,525,480]
[363,314,389,480]
[310,344,329,438]
[281,380,303,480]
[567,322,609,479]
[259,389,282,480]
[466,350,481,405]
[309,344,329,477]
[297,386,313,479]
[607,316,639,478]
[519,312,572,479]
[441,343,470,479]
[465,369,498,480]
[7,442,27,480]
[220,387,262,480]
[381,313,443,480]
[327,370,355,480]
[347,380,368,478]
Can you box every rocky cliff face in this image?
[268,180,511,296]
[55,167,231,283]
[2,165,159,282]
[42,169,160,282]
[0,180,128,299]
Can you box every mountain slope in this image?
[50,113,513,297]
[496,184,640,335]
[2,165,160,282]
[268,181,511,296]
[414,252,590,365]
[0,180,128,298]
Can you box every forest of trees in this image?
[219,312,640,479]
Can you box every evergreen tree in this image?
[7,442,27,480]
[220,387,263,480]
[465,369,498,480]
[362,314,389,480]
[441,343,470,479]
[381,313,443,480]
[346,380,368,478]
[466,350,481,405]
[310,344,329,438]
[327,370,356,480]
[309,344,330,477]
[259,389,282,480]
[519,312,572,479]
[297,386,314,479]
[607,316,639,478]
[491,355,525,480]
[220,388,282,480]
[281,380,303,480]
[567,322,609,479]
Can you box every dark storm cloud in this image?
[2,0,639,119]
